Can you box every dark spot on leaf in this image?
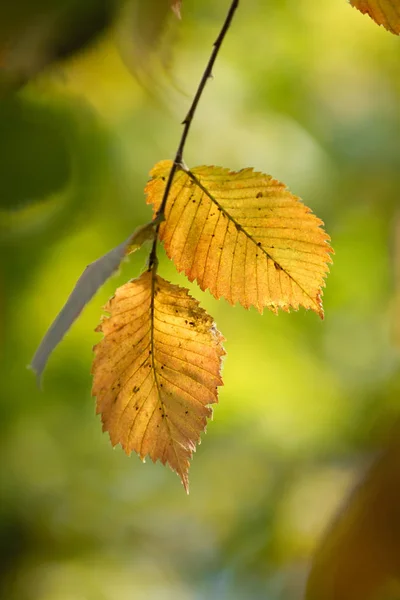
[185,410,188,415]
[161,176,166,181]
[257,242,262,247]
[189,321,194,326]
[274,263,282,271]
[133,386,140,393]
[135,405,139,411]
[256,191,263,198]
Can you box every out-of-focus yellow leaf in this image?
[119,0,180,86]
[350,0,400,34]
[306,436,400,600]
[92,270,225,492]
[146,161,332,318]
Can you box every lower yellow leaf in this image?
[91,270,225,492]
[351,0,400,34]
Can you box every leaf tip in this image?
[27,362,43,390]
[181,474,190,494]
[315,294,325,320]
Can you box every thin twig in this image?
[149,0,239,270]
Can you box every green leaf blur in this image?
[1,1,400,599]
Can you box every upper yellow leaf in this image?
[146,161,333,318]
[350,0,400,34]
[92,270,225,492]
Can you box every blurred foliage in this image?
[1,0,400,599]
[307,430,400,600]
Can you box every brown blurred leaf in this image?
[350,0,400,34]
[92,270,225,492]
[306,437,400,600]
[146,161,333,317]
[171,0,182,19]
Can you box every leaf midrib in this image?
[149,273,188,490]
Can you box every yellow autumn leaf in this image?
[146,161,332,318]
[350,0,400,34]
[92,270,225,492]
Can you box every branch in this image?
[149,0,239,269]
[30,0,240,384]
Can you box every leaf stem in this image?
[149,0,239,270]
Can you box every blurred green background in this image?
[1,0,400,598]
